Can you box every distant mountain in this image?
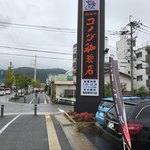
[12,67,67,83]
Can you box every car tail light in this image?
[118,123,143,135]
[127,123,143,135]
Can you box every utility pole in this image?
[128,16,140,95]
[129,18,134,95]
[34,55,37,81]
[10,61,12,69]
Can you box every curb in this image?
[64,112,77,124]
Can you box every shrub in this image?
[135,85,149,97]
[71,112,95,122]
[76,122,89,132]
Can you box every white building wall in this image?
[134,47,148,90]
[55,84,74,97]
[104,72,131,91]
[116,32,150,91]
[116,36,131,75]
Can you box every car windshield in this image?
[107,104,136,120]
[99,101,113,108]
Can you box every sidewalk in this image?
[52,112,97,150]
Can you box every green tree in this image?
[135,85,149,97]
[121,82,127,96]
[32,80,41,88]
[14,73,32,93]
[105,83,112,97]
[105,82,127,97]
[4,67,15,87]
[15,73,27,89]
[51,81,56,103]
[24,75,32,92]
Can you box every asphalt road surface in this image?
[0,92,123,150]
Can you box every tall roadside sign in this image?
[75,0,105,113]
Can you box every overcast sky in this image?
[0,0,149,70]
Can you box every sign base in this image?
[74,101,100,113]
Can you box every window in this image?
[137,106,150,119]
[137,75,143,81]
[136,64,142,69]
[107,104,135,120]
[136,52,142,58]
[100,101,113,108]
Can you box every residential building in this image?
[116,27,150,92]
[134,43,150,91]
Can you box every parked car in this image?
[4,88,11,95]
[0,88,5,96]
[18,89,25,96]
[95,98,114,127]
[95,96,141,127]
[104,99,150,148]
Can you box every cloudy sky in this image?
[0,0,149,70]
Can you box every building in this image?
[105,70,131,94]
[50,74,75,101]
[134,43,150,91]
[116,26,150,92]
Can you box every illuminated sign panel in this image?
[81,0,99,96]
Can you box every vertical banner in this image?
[109,49,132,150]
[81,0,99,96]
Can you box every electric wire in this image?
[0,52,72,61]
[0,21,77,33]
[139,27,150,33]
[140,23,150,30]
[137,29,150,35]
[0,45,72,55]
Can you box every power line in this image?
[139,26,150,33]
[0,45,72,55]
[140,23,150,30]
[137,28,150,35]
[0,41,73,50]
[0,21,77,33]
[0,52,72,61]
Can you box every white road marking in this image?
[29,97,35,104]
[42,93,47,104]
[0,114,21,135]
[58,108,65,113]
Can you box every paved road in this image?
[0,93,122,150]
[0,93,74,150]
[0,93,73,115]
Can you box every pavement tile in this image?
[54,113,97,150]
